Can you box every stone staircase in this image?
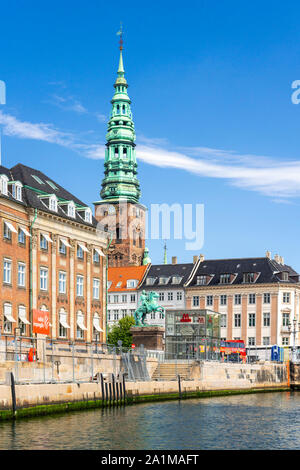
[151,362,192,381]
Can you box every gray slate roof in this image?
[0,163,97,228]
[140,263,195,289]
[187,257,299,286]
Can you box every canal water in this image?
[0,392,300,450]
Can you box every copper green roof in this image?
[100,45,141,204]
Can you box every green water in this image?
[0,391,299,449]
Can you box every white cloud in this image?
[0,110,73,146]
[1,109,300,200]
[136,140,300,199]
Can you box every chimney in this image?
[280,256,284,265]
[199,253,205,263]
[266,250,271,259]
[172,256,177,265]
[193,255,199,264]
[274,254,280,263]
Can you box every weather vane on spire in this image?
[116,23,123,50]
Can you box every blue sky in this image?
[1,0,300,269]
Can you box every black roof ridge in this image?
[198,256,268,262]
[151,263,194,267]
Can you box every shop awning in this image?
[59,313,70,329]
[78,243,89,253]
[19,226,31,237]
[18,307,31,325]
[4,305,16,323]
[93,317,104,332]
[77,315,87,331]
[60,238,71,248]
[4,221,17,234]
[94,247,105,257]
[42,233,53,243]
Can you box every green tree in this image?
[107,316,135,348]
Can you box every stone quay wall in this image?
[0,361,289,413]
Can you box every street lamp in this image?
[288,318,300,363]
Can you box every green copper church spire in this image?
[100,29,141,203]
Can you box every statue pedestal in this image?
[130,326,165,351]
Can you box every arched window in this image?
[116,104,120,114]
[139,232,143,248]
[122,105,126,114]
[76,310,87,340]
[3,303,14,334]
[116,225,122,242]
[133,229,137,246]
[59,308,70,338]
[93,312,103,341]
[18,305,30,335]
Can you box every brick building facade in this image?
[0,164,108,343]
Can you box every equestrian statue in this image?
[134,290,165,327]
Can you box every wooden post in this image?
[112,373,116,403]
[116,378,119,404]
[100,373,105,404]
[10,372,17,418]
[109,382,112,405]
[178,374,182,400]
[105,382,108,403]
[122,373,126,403]
[119,379,123,402]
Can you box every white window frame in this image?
[40,267,48,291]
[18,262,26,287]
[49,195,58,212]
[68,202,76,218]
[3,258,12,284]
[59,271,67,294]
[76,275,84,297]
[0,175,8,195]
[93,278,100,299]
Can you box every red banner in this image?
[32,309,50,335]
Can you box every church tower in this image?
[94,32,147,267]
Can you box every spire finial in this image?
[116,24,125,75]
[117,23,123,50]
[163,241,167,265]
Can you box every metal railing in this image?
[0,333,133,385]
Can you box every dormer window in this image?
[172,276,182,284]
[49,195,58,212]
[159,277,169,285]
[243,272,255,283]
[85,208,92,223]
[282,272,289,281]
[67,201,75,218]
[0,175,8,195]
[127,279,138,288]
[220,274,231,284]
[197,275,207,285]
[146,277,156,286]
[9,181,23,201]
